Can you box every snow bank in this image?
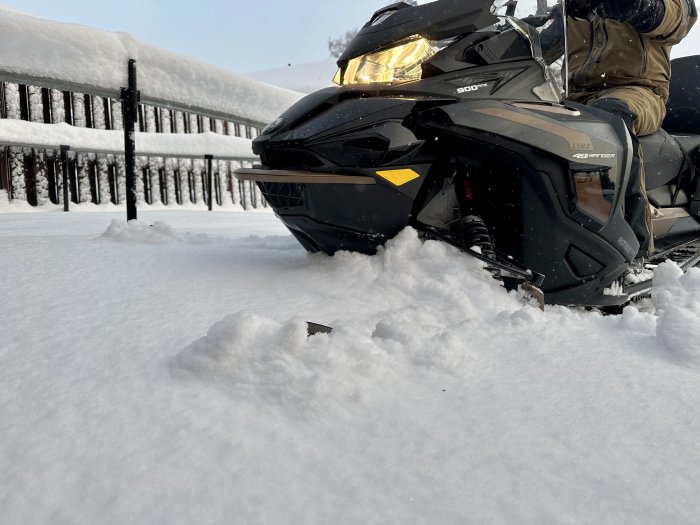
[167,228,700,523]
[172,229,518,411]
[0,7,302,123]
[0,119,254,158]
[101,219,218,244]
[653,261,700,360]
[171,228,619,409]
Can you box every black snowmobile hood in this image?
[338,0,499,68]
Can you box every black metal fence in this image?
[0,73,268,211]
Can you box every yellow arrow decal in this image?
[375,168,421,186]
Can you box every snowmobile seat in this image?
[640,129,685,190]
[663,55,700,135]
[674,134,700,155]
[644,131,700,208]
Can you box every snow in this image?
[2,209,700,524]
[653,261,700,359]
[0,6,302,124]
[0,119,254,159]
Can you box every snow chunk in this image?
[653,261,700,361]
[101,219,216,244]
[171,314,377,412]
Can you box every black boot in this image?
[590,98,652,257]
[625,134,653,257]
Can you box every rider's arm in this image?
[566,0,595,18]
[645,0,696,43]
[600,0,696,42]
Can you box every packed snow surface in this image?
[2,210,700,524]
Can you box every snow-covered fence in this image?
[0,82,269,210]
[0,7,302,210]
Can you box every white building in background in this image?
[246,58,339,95]
[0,7,302,209]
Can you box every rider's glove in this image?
[599,0,666,32]
[565,0,596,18]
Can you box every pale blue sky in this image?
[0,0,389,73]
[3,1,698,75]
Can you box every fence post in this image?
[121,59,139,221]
[205,154,213,211]
[60,145,70,212]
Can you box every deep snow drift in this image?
[2,209,700,524]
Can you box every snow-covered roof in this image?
[0,119,254,159]
[0,7,303,125]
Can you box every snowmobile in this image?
[235,0,700,309]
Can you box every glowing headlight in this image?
[335,36,438,86]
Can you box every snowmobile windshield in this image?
[336,0,567,101]
[492,0,567,100]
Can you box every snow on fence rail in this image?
[0,7,302,210]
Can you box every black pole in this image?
[206,155,214,211]
[60,145,70,212]
[121,59,139,221]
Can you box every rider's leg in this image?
[587,87,666,257]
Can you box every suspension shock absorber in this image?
[459,215,496,260]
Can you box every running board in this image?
[623,238,700,297]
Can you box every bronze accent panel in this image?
[509,102,582,117]
[473,108,594,151]
[574,174,612,222]
[234,168,376,185]
[652,207,690,238]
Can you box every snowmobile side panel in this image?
[414,102,640,257]
[425,100,624,174]
[379,61,552,103]
[254,88,341,150]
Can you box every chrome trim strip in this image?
[234,168,376,185]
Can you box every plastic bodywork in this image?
[247,1,700,307]
[254,80,648,305]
